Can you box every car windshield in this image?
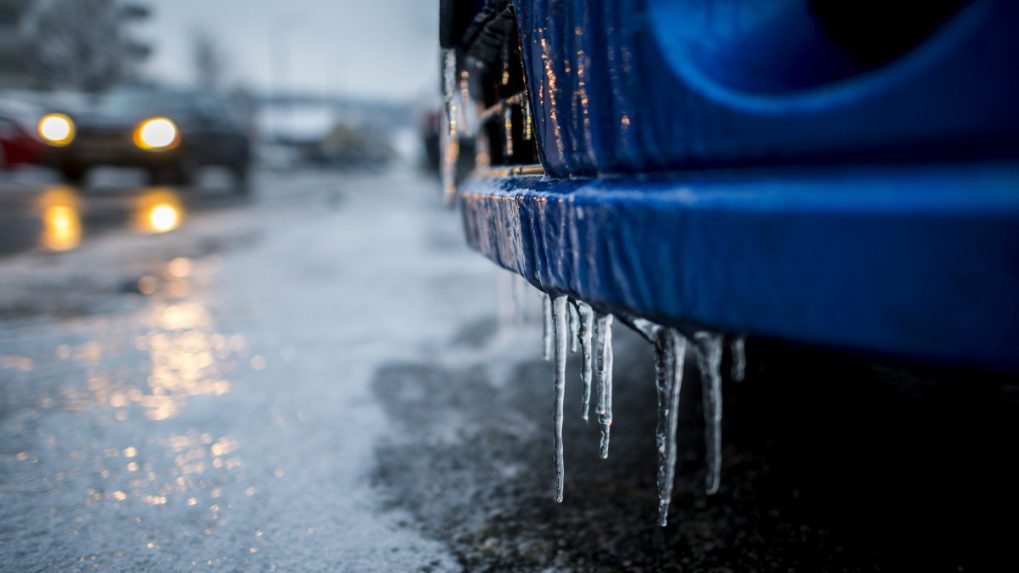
[93,91,199,116]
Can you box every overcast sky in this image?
[141,0,439,102]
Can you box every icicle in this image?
[551,295,569,502]
[568,301,579,353]
[501,40,511,87]
[496,270,515,327]
[459,69,471,134]
[653,327,687,527]
[522,94,533,141]
[546,291,554,358]
[511,274,528,325]
[577,302,595,421]
[440,49,460,203]
[474,127,491,170]
[632,317,658,340]
[594,313,614,458]
[730,336,746,382]
[694,332,724,495]
[503,105,514,159]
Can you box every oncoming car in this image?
[38,89,252,190]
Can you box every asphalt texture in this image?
[1,166,1017,572]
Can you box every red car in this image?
[0,104,43,170]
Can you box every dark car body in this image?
[42,89,251,186]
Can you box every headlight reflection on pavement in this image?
[135,189,185,234]
[32,186,190,256]
[38,186,83,252]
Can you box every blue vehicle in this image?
[441,0,1019,371]
[440,0,1019,525]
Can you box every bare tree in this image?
[191,28,228,92]
[21,0,151,92]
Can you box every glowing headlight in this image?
[38,113,75,146]
[134,117,179,150]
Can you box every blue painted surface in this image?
[454,0,1019,368]
[511,0,1019,177]
[460,166,1019,369]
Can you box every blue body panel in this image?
[512,0,1019,177]
[461,166,1019,369]
[455,0,1019,368]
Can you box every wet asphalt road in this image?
[1,166,1018,572]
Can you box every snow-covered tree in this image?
[191,28,228,92]
[21,0,151,92]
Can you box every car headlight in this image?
[134,117,179,151]
[38,113,75,146]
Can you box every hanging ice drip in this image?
[504,105,514,160]
[440,49,461,203]
[522,92,533,141]
[501,40,514,162]
[550,295,569,502]
[594,312,614,458]
[520,285,740,524]
[459,68,472,135]
[694,332,724,496]
[730,336,746,382]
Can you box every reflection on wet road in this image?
[38,187,83,251]
[0,173,248,258]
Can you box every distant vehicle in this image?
[314,121,395,170]
[38,89,251,190]
[0,103,43,170]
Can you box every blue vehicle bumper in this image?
[461,165,1019,369]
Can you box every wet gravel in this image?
[372,322,1019,572]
